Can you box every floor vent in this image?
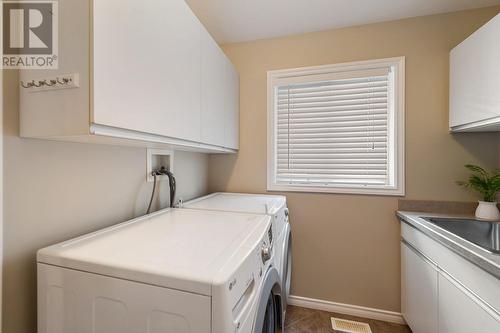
[331,317,372,333]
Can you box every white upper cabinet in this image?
[93,0,202,143]
[19,0,239,153]
[225,58,240,149]
[450,14,500,132]
[200,30,240,149]
[201,30,227,147]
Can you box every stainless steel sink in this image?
[422,217,500,254]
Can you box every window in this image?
[267,57,405,195]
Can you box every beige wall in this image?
[209,7,500,312]
[2,71,209,333]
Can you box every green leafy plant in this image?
[457,164,500,202]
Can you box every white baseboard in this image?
[288,295,406,325]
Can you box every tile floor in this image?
[284,306,412,333]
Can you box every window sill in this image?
[266,184,405,196]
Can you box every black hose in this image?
[147,168,176,215]
[165,171,176,208]
[146,172,157,214]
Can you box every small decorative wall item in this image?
[20,73,79,92]
[457,164,500,221]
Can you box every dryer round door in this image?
[254,267,282,333]
[281,223,292,306]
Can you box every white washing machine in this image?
[182,192,292,324]
[37,208,283,333]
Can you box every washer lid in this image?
[37,209,270,296]
[183,192,286,215]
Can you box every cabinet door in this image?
[224,58,240,149]
[92,0,201,142]
[401,242,438,333]
[200,30,226,147]
[438,272,500,333]
[450,14,500,129]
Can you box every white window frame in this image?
[267,57,405,196]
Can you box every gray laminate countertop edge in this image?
[396,211,500,279]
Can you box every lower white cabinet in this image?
[401,224,500,333]
[438,273,499,333]
[401,242,438,333]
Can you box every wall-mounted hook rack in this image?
[20,73,79,92]
[43,79,56,87]
[20,81,34,89]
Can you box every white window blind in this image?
[268,58,405,195]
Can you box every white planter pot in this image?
[475,201,500,221]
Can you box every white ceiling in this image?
[185,0,500,43]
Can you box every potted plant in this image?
[457,164,500,221]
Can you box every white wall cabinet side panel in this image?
[201,30,226,146]
[438,273,500,333]
[92,0,202,142]
[450,14,500,130]
[225,58,240,149]
[401,242,438,333]
[38,264,211,333]
[20,0,90,137]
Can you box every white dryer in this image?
[37,209,283,333]
[182,193,292,323]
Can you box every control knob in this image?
[261,245,271,264]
